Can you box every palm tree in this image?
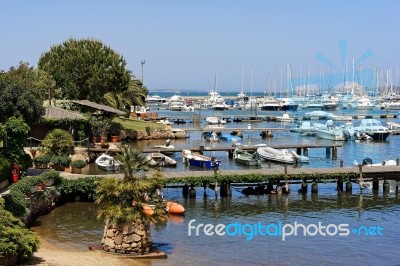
[95,146,166,254]
[103,78,147,113]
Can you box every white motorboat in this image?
[304,110,332,120]
[353,157,397,167]
[203,131,219,142]
[256,147,309,164]
[313,120,346,141]
[289,121,316,136]
[95,153,121,171]
[205,116,227,125]
[151,139,175,155]
[354,119,391,140]
[275,113,294,122]
[146,152,177,167]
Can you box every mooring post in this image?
[189,184,196,198]
[220,180,231,197]
[383,179,390,192]
[300,179,308,194]
[296,147,301,155]
[337,179,343,193]
[340,160,344,168]
[332,147,337,160]
[326,147,331,158]
[182,184,189,198]
[372,178,379,191]
[203,182,207,198]
[311,180,318,194]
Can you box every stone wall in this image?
[102,220,153,254]
[25,186,60,226]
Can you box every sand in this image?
[24,236,155,266]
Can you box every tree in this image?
[95,146,166,254]
[40,129,74,156]
[38,38,132,103]
[103,78,147,113]
[0,63,45,124]
[0,117,31,171]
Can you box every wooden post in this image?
[311,181,318,194]
[214,168,218,198]
[372,178,379,191]
[383,180,390,192]
[326,147,331,158]
[220,180,231,197]
[189,184,196,198]
[340,160,344,168]
[337,179,343,193]
[346,182,352,193]
[296,148,301,155]
[182,184,189,198]
[332,147,337,160]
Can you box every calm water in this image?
[32,187,400,266]
[32,107,400,265]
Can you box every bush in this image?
[40,129,74,156]
[70,160,86,169]
[0,155,10,182]
[32,155,51,164]
[50,155,70,167]
[59,176,101,201]
[0,198,40,263]
[4,170,61,217]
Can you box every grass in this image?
[113,117,164,131]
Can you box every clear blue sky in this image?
[1,0,399,92]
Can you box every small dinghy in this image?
[146,152,177,167]
[95,153,121,171]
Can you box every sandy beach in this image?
[25,236,155,266]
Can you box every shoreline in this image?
[27,234,152,266]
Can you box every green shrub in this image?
[50,155,70,167]
[32,155,51,164]
[0,198,40,262]
[0,155,10,182]
[70,160,86,168]
[4,170,61,217]
[59,176,101,201]
[40,129,74,156]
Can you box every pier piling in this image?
[182,184,189,198]
[346,182,352,193]
[337,180,343,193]
[311,181,318,194]
[383,180,390,192]
[220,181,231,197]
[189,184,196,198]
[372,179,379,191]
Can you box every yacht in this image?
[354,119,391,140]
[313,120,346,141]
[145,94,167,105]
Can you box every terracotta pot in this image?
[91,136,98,144]
[100,136,107,146]
[111,135,121,142]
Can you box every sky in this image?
[1,0,399,93]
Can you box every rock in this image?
[136,229,145,236]
[122,243,131,248]
[70,154,86,163]
[174,132,187,139]
[125,233,141,243]
[104,237,115,249]
[130,242,138,248]
[123,223,134,235]
[106,229,115,238]
[114,232,123,245]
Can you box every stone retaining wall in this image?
[102,220,152,254]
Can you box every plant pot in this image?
[91,136,98,144]
[71,167,82,174]
[100,136,107,146]
[111,135,121,142]
[64,166,71,172]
